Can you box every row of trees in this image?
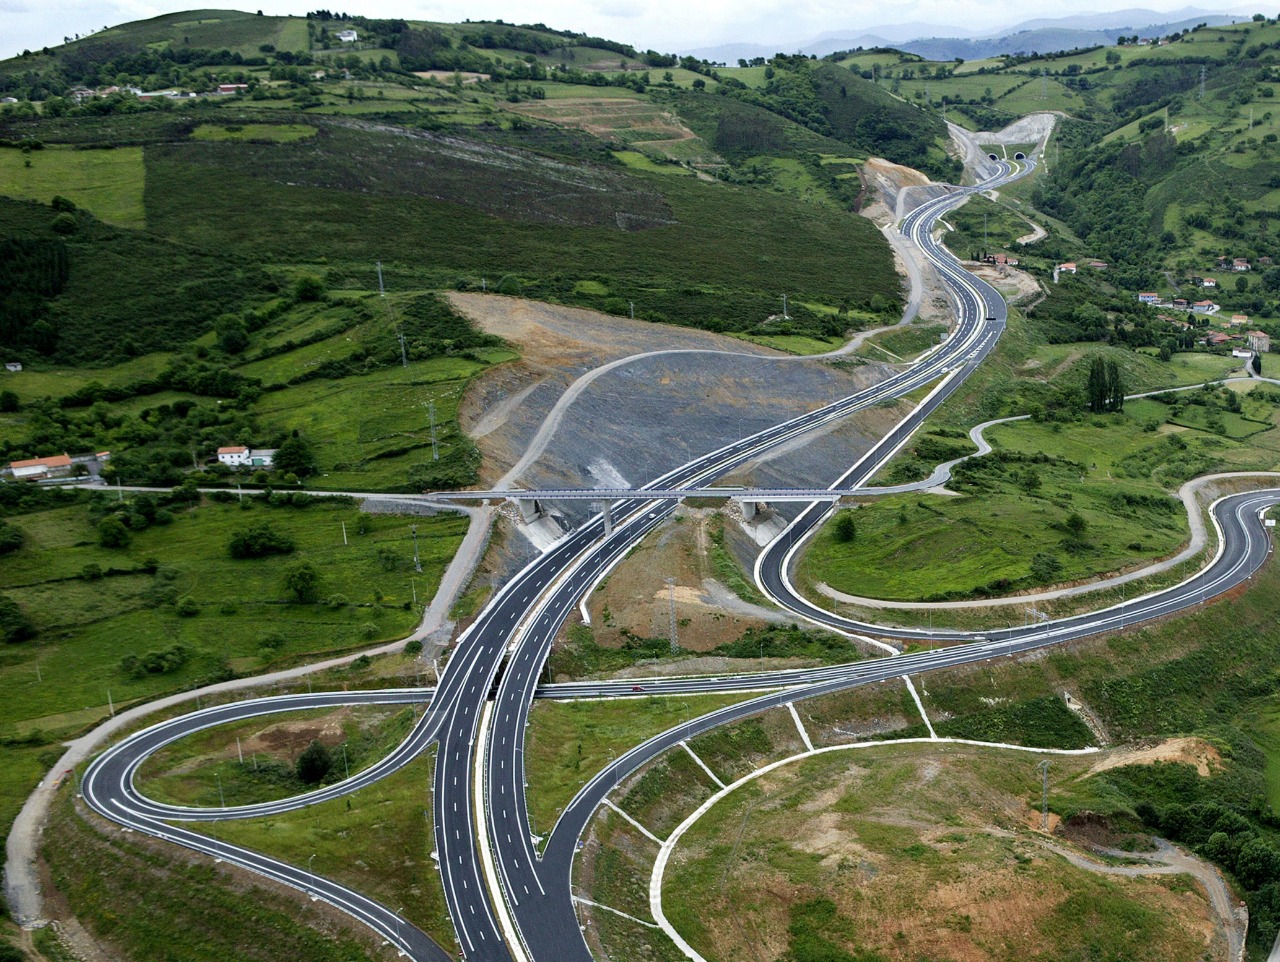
[1086,357,1126,413]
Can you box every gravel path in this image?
[1042,838,1245,961]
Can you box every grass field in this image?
[661,744,1215,962]
[0,144,145,228]
[524,693,752,838]
[252,351,514,490]
[806,381,1280,601]
[0,496,463,731]
[191,123,318,142]
[137,704,418,807]
[202,750,455,955]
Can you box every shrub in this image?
[832,510,857,543]
[50,212,77,235]
[96,515,130,548]
[175,596,199,617]
[227,521,296,558]
[403,639,423,656]
[295,739,332,784]
[80,562,103,580]
[0,520,23,555]
[119,644,189,678]
[0,594,35,644]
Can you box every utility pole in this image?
[1037,760,1051,830]
[667,578,680,654]
[629,301,634,320]
[781,294,790,319]
[377,260,385,296]
[427,400,439,460]
[412,524,422,573]
[341,521,348,546]
[398,331,409,368]
[1199,64,1206,99]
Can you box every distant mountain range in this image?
[684,7,1253,63]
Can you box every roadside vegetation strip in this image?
[198,749,455,956]
[523,694,756,839]
[40,783,388,962]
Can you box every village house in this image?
[1087,261,1108,269]
[1234,258,1251,272]
[1249,330,1272,354]
[217,446,278,469]
[216,83,249,95]
[1138,292,1160,304]
[4,362,21,372]
[337,29,358,42]
[1202,331,1238,347]
[1230,314,1250,327]
[1173,298,1190,310]
[1057,262,1077,274]
[1202,277,1217,288]
[6,454,73,480]
[1192,300,1218,314]
[1261,256,1274,266]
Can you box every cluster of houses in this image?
[1138,292,1220,314]
[1201,330,1272,353]
[2,446,279,484]
[68,82,251,104]
[2,451,109,482]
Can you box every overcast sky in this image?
[3,0,1252,62]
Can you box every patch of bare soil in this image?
[241,709,352,758]
[587,507,769,651]
[860,157,937,226]
[669,748,1215,962]
[1085,736,1222,779]
[967,261,1043,304]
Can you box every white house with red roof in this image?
[7,453,72,480]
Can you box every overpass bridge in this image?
[425,486,857,531]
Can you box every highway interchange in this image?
[79,154,1280,962]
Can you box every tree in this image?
[1086,356,1108,413]
[214,314,249,354]
[274,435,318,478]
[97,515,130,548]
[0,594,35,643]
[50,213,77,235]
[832,510,857,543]
[284,561,321,602]
[0,390,18,412]
[295,739,332,783]
[1106,358,1125,411]
[1064,512,1088,537]
[1236,276,1249,293]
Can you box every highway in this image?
[75,150,1279,962]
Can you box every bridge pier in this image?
[515,498,545,523]
[737,499,762,521]
[595,500,614,536]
